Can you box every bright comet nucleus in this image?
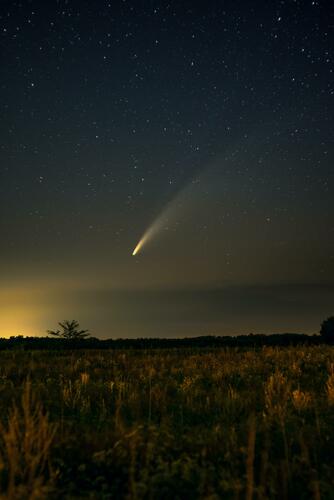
[132,230,151,256]
[132,241,142,256]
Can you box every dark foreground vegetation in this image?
[0,332,323,351]
[1,346,334,498]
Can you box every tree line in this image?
[0,316,333,350]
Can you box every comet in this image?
[132,242,141,256]
[132,232,149,256]
[132,216,165,256]
[131,175,201,256]
[131,142,272,256]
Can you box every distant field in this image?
[1,346,334,499]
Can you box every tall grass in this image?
[0,379,56,499]
[0,346,333,497]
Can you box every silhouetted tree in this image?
[47,320,90,339]
[320,316,334,343]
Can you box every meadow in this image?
[0,345,334,499]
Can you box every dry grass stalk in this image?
[0,380,57,499]
[291,389,312,411]
[326,371,334,405]
[246,415,256,500]
[264,371,290,421]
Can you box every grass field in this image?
[1,346,334,499]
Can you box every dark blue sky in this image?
[1,0,333,337]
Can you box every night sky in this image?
[1,0,334,338]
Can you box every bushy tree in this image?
[320,316,334,343]
[47,320,90,340]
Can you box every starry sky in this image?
[1,0,333,338]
